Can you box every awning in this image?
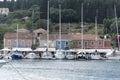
[1,48,11,51]
[34,48,56,52]
[12,48,32,51]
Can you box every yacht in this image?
[11,51,23,59]
[107,50,120,60]
[90,50,101,60]
[0,59,7,63]
[41,50,53,59]
[107,5,120,60]
[55,50,65,59]
[41,1,53,59]
[54,4,65,59]
[25,52,39,59]
[66,52,75,60]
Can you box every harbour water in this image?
[0,59,120,80]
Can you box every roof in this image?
[18,28,30,33]
[39,33,103,40]
[71,33,102,40]
[33,28,47,34]
[4,32,33,39]
[4,31,105,41]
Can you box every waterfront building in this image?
[4,28,112,49]
[4,29,32,49]
[70,33,112,49]
[0,8,9,15]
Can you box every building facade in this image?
[4,28,112,49]
[70,33,112,49]
[4,32,33,49]
[0,8,9,15]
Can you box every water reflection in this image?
[0,59,120,80]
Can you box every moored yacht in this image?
[66,52,75,60]
[25,52,39,59]
[55,50,65,59]
[90,50,101,60]
[11,51,23,59]
[41,0,54,59]
[54,4,65,60]
[0,59,8,63]
[41,51,53,59]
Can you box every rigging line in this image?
[8,61,29,80]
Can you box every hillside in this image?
[0,0,119,48]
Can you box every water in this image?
[0,59,120,80]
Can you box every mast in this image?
[81,3,84,49]
[31,9,34,49]
[47,0,50,50]
[59,4,62,50]
[68,22,70,49]
[16,24,18,48]
[95,10,98,50]
[114,5,120,50]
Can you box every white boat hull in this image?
[4,55,12,59]
[108,55,120,60]
[0,59,7,63]
[66,54,75,60]
[55,51,65,59]
[41,51,53,59]
[90,55,101,60]
[25,53,39,59]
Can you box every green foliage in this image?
[0,0,120,48]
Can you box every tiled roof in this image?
[33,28,47,34]
[40,33,102,40]
[4,31,103,40]
[18,28,30,33]
[71,33,102,40]
[4,32,33,39]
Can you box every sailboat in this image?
[107,5,120,60]
[55,4,65,59]
[90,10,101,60]
[89,10,108,60]
[66,23,76,60]
[25,10,39,59]
[41,0,53,59]
[11,24,24,59]
[77,3,87,60]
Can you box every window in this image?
[91,41,94,46]
[98,40,102,46]
[58,41,60,44]
[14,40,17,47]
[20,40,25,48]
[27,40,31,46]
[84,41,88,48]
[78,40,81,46]
[7,40,11,46]
[66,41,68,45]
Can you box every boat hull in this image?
[41,51,53,59]
[55,51,65,59]
[11,53,23,60]
[66,54,75,60]
[25,53,39,59]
